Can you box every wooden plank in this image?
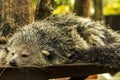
[46,63,119,78]
[0,63,119,80]
[0,67,48,80]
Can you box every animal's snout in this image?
[9,60,17,67]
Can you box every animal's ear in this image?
[41,49,56,61]
[41,50,50,56]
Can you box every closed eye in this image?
[21,54,28,58]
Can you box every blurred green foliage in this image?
[32,0,37,9]
[32,0,74,15]
[103,0,120,15]
[32,0,120,15]
[53,0,74,14]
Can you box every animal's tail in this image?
[66,43,120,70]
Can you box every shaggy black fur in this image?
[66,43,120,70]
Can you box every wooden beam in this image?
[0,63,119,80]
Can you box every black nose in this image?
[9,60,17,67]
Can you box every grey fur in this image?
[4,14,120,68]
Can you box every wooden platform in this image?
[0,63,119,80]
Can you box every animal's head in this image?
[6,42,64,68]
[6,44,45,67]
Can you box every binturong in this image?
[2,14,120,69]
